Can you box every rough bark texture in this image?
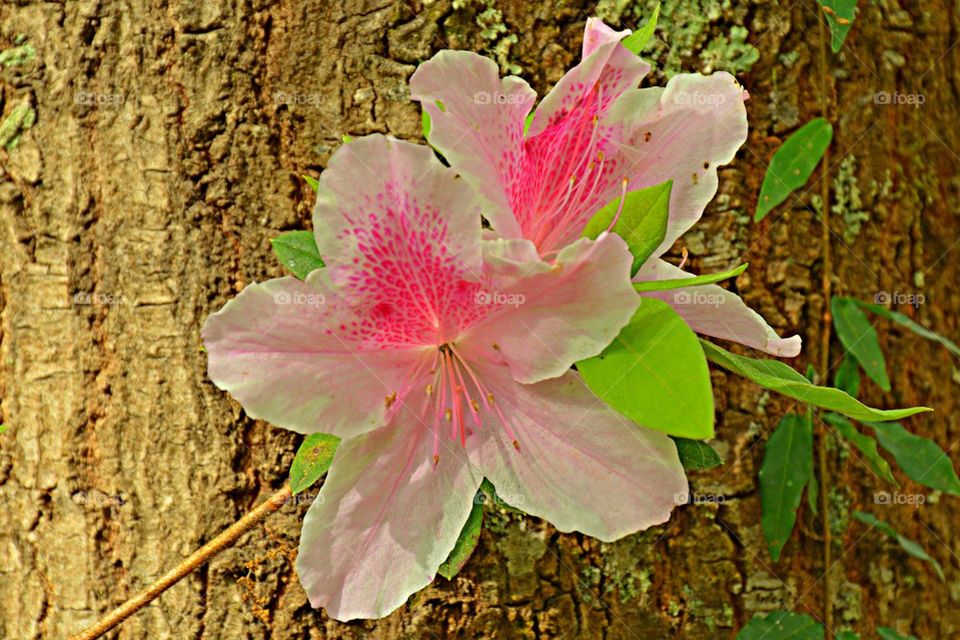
[1,0,958,638]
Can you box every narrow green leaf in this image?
[853,511,945,580]
[579,298,714,438]
[700,340,931,423]
[806,462,820,516]
[633,263,748,293]
[523,111,535,136]
[853,299,960,359]
[736,611,824,639]
[816,0,857,52]
[673,437,722,470]
[421,109,431,139]
[270,230,325,280]
[833,353,861,398]
[288,433,340,494]
[582,180,672,275]
[437,493,484,579]
[868,421,960,495]
[822,413,897,484]
[755,118,833,221]
[877,628,918,640]
[341,134,353,143]
[0,424,6,435]
[760,413,814,561]
[621,3,660,55]
[303,175,319,193]
[831,297,890,391]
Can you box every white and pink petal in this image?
[201,271,426,438]
[635,258,802,357]
[464,365,688,542]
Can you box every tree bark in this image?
[1,0,958,638]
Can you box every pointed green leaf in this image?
[853,299,960,359]
[831,297,890,391]
[303,175,319,193]
[0,424,6,435]
[737,611,824,639]
[755,118,833,221]
[621,3,660,55]
[523,111,535,136]
[817,0,857,52]
[760,413,814,561]
[673,437,722,470]
[867,421,960,495]
[853,511,945,580]
[700,340,931,422]
[583,180,672,275]
[823,413,896,484]
[633,263,748,293]
[288,433,340,494]
[877,628,917,640]
[437,492,484,579]
[421,109,431,139]
[833,353,861,398]
[579,298,714,438]
[270,230,325,280]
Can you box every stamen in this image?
[605,177,630,233]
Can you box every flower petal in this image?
[635,258,802,357]
[465,233,639,384]
[465,366,688,541]
[297,408,482,621]
[581,17,631,59]
[409,51,536,239]
[201,271,425,438]
[608,72,749,259]
[314,133,483,281]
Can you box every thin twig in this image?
[816,7,835,634]
[69,485,293,640]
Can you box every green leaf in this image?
[700,340,931,423]
[632,263,748,293]
[582,180,672,275]
[437,493,484,579]
[877,628,918,640]
[822,413,897,484]
[817,0,857,52]
[0,424,6,435]
[736,611,824,640]
[853,299,960,359]
[754,118,833,221]
[673,437,722,470]
[270,230,325,280]
[523,111,535,136]
[833,353,861,398]
[621,3,660,55]
[853,511,945,581]
[288,433,340,494]
[341,134,353,143]
[303,175,319,193]
[868,421,960,495]
[579,298,714,438]
[831,297,890,391]
[421,109,431,139]
[760,413,813,561]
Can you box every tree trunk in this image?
[1,0,958,638]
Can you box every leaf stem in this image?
[816,4,835,633]
[69,485,293,640]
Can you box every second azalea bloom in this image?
[201,135,687,621]
[411,17,800,358]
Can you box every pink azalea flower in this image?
[410,18,800,357]
[201,135,688,621]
